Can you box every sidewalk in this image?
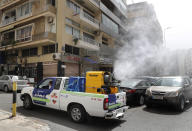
[0,110,50,131]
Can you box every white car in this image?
[0,75,29,92]
[20,77,128,123]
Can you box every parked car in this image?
[145,76,192,112]
[0,75,29,92]
[120,79,151,105]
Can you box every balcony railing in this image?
[0,32,56,48]
[80,10,99,27]
[32,32,56,42]
[80,36,99,47]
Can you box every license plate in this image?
[152,95,163,100]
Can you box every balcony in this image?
[79,10,99,29]
[76,36,100,51]
[0,4,56,31]
[0,32,56,50]
[0,0,20,10]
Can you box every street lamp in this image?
[163,27,172,48]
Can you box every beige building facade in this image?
[0,0,128,82]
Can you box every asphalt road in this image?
[1,91,192,131]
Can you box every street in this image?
[1,91,192,131]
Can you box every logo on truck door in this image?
[32,78,56,105]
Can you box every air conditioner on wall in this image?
[53,53,61,60]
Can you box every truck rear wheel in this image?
[23,95,33,109]
[69,104,87,123]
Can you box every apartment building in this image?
[0,0,128,82]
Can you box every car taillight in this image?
[127,89,136,93]
[103,98,109,110]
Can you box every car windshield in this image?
[120,80,141,88]
[11,76,24,80]
[156,78,183,87]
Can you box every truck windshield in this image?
[156,78,182,87]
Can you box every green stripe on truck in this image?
[32,97,50,103]
[61,90,105,98]
[109,103,121,109]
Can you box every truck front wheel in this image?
[69,104,87,123]
[23,95,33,109]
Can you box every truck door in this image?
[32,78,61,109]
[46,78,62,109]
[59,78,69,111]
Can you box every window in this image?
[66,0,80,14]
[17,2,32,18]
[65,45,80,55]
[22,48,38,57]
[65,25,72,35]
[102,13,119,34]
[65,25,80,38]
[63,79,69,90]
[38,79,53,89]
[65,45,72,54]
[42,44,57,54]
[54,78,62,90]
[16,25,32,42]
[47,0,55,6]
[73,47,79,55]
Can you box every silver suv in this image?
[0,75,29,92]
[145,76,192,112]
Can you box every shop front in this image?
[62,53,81,77]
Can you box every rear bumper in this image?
[105,106,129,119]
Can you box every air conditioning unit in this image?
[53,53,61,60]
[47,16,54,24]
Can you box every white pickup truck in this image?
[20,77,128,123]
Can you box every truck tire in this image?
[23,95,33,109]
[4,85,9,93]
[69,104,87,123]
[176,96,185,112]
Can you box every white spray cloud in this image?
[113,11,186,81]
